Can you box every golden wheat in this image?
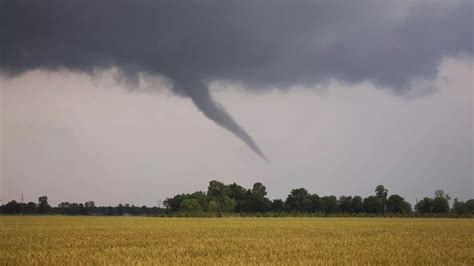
[0,216,473,265]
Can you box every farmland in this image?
[1,216,473,264]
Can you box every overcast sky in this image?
[1,56,472,206]
[1,0,473,206]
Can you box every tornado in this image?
[185,84,268,162]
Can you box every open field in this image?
[1,216,473,264]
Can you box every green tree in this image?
[227,183,248,201]
[415,197,434,214]
[219,196,237,212]
[252,182,267,197]
[206,200,219,212]
[192,192,209,209]
[3,200,20,214]
[375,185,388,199]
[321,196,338,214]
[465,199,474,213]
[285,188,313,212]
[375,185,388,213]
[227,183,251,212]
[338,196,353,213]
[164,194,187,212]
[387,194,411,214]
[241,183,271,212]
[25,202,37,214]
[351,196,364,213]
[37,196,50,214]
[84,201,96,214]
[434,190,450,200]
[207,180,227,198]
[310,194,322,212]
[180,198,202,212]
[271,199,285,212]
[432,190,450,214]
[452,198,467,215]
[84,201,95,208]
[58,202,72,214]
[364,196,384,214]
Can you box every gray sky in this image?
[0,0,473,206]
[1,56,472,206]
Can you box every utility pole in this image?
[20,193,23,216]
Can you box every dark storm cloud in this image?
[1,0,472,159]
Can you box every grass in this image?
[1,216,473,264]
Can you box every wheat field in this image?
[1,216,473,264]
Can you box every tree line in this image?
[163,180,473,216]
[0,196,164,216]
[1,180,473,217]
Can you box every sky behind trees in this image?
[1,57,471,206]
